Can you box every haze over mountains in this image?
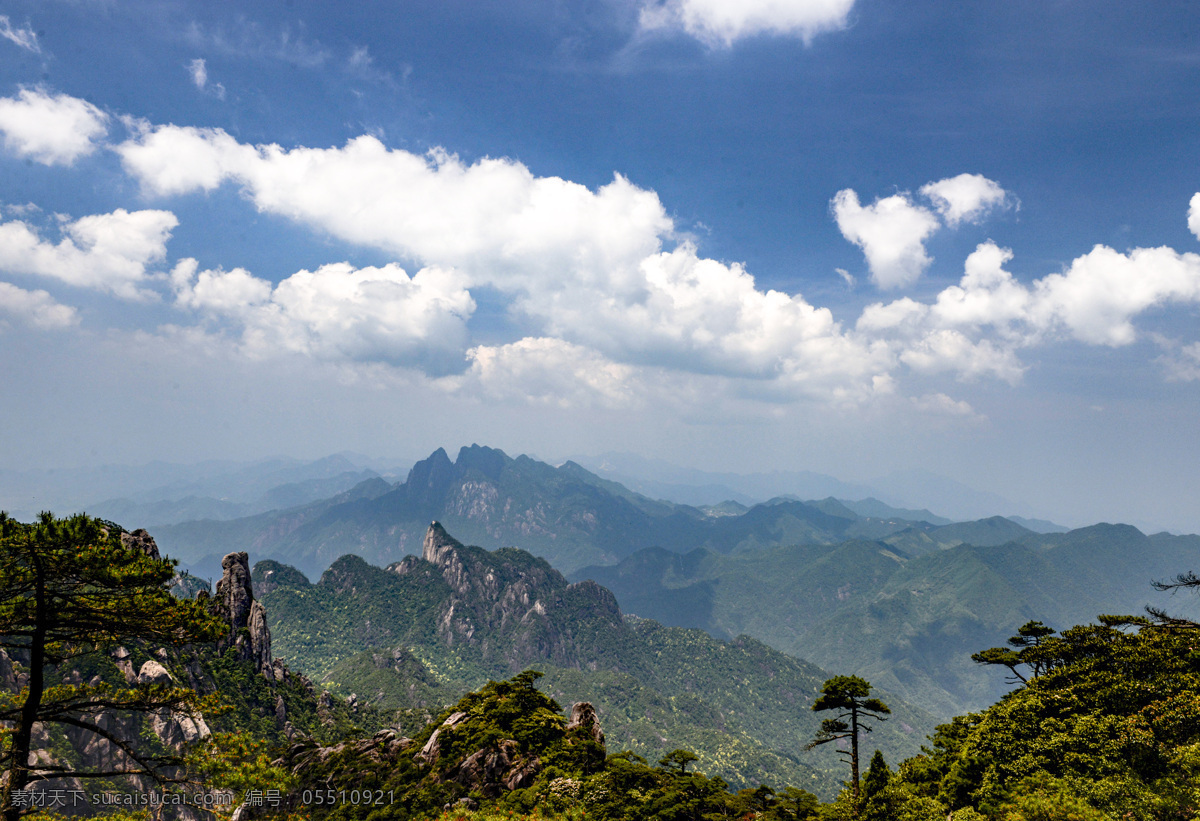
[134,444,1080,583]
[5,443,1195,723]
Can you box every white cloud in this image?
[920,173,1012,227]
[0,89,108,166]
[930,242,1029,331]
[1159,341,1200,382]
[188,58,208,90]
[858,238,1200,384]
[1031,245,1200,346]
[0,281,77,329]
[831,189,940,289]
[105,108,1200,405]
[899,329,1025,383]
[1188,192,1200,241]
[461,338,639,408]
[0,209,177,300]
[186,58,225,100]
[912,392,980,418]
[118,125,891,396]
[639,0,856,46]
[0,16,39,53]
[173,260,475,373]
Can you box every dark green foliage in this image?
[808,676,891,805]
[891,616,1200,818]
[578,525,1200,717]
[257,542,933,796]
[283,670,812,821]
[0,512,224,819]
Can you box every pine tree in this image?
[0,513,223,821]
[805,675,890,810]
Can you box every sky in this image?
[0,0,1199,531]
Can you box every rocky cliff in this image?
[207,550,274,678]
[388,522,626,672]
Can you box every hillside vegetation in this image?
[255,524,935,796]
[576,524,1200,716]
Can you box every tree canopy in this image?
[806,675,890,807]
[0,512,223,820]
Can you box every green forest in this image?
[3,513,1200,821]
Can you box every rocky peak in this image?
[412,523,627,672]
[423,521,463,565]
[567,702,605,747]
[119,529,161,560]
[212,551,273,679]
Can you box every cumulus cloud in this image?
[117,125,891,396]
[173,259,475,373]
[0,16,39,53]
[639,0,856,46]
[0,281,77,329]
[1031,245,1200,346]
[102,105,1200,404]
[858,238,1200,383]
[461,338,639,408]
[920,173,1012,226]
[1188,192,1200,241]
[831,189,940,289]
[0,89,108,166]
[0,209,177,299]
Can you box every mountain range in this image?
[575,522,1200,715]
[254,521,936,797]
[153,445,1006,581]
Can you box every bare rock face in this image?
[112,646,136,684]
[416,711,468,764]
[119,529,161,560]
[212,551,274,679]
[137,660,173,686]
[414,522,626,672]
[215,552,255,631]
[449,739,541,797]
[0,648,20,690]
[567,702,605,747]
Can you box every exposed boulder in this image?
[120,529,161,560]
[567,701,605,747]
[112,646,136,684]
[449,739,541,797]
[137,659,173,686]
[416,711,468,764]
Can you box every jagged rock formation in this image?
[567,701,605,747]
[119,528,161,559]
[211,551,273,677]
[388,522,625,672]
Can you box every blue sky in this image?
[1,0,1199,531]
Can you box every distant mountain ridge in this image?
[153,445,980,580]
[574,522,1200,716]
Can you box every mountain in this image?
[574,523,1200,717]
[255,523,936,796]
[153,446,952,579]
[0,453,408,526]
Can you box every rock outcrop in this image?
[448,739,540,797]
[390,522,626,673]
[212,551,273,678]
[119,528,161,560]
[567,701,605,747]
